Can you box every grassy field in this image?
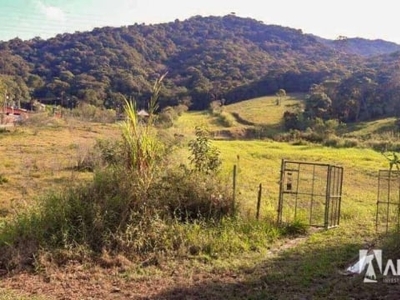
[0,118,387,226]
[216,140,386,219]
[170,93,305,141]
[1,102,400,299]
[343,117,398,137]
[224,93,305,126]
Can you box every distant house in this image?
[1,107,29,124]
[137,109,149,117]
[116,109,150,121]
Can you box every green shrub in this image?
[69,104,116,123]
[209,100,223,115]
[151,167,233,221]
[0,174,8,184]
[156,106,177,128]
[94,138,122,166]
[368,140,394,152]
[343,138,359,148]
[282,220,308,236]
[175,104,189,116]
[216,111,235,127]
[369,141,385,152]
[291,139,309,146]
[21,112,65,128]
[188,126,222,174]
[0,127,9,134]
[323,136,343,148]
[302,129,324,143]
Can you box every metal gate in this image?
[277,159,343,229]
[376,170,400,233]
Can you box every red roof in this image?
[2,107,28,115]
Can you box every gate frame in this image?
[277,159,344,229]
[376,169,400,233]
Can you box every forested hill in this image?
[0,14,389,111]
[314,36,400,57]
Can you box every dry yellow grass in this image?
[0,117,121,214]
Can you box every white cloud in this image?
[36,0,66,22]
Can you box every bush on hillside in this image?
[216,111,235,127]
[68,103,117,123]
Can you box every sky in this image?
[0,0,399,44]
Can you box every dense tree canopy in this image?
[0,14,399,122]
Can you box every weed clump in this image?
[282,220,309,236]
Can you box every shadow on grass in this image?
[230,112,256,126]
[151,229,400,300]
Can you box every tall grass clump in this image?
[120,98,163,189]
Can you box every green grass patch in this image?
[344,117,397,138]
[174,111,219,134]
[225,93,305,126]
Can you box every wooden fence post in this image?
[256,183,262,220]
[232,165,237,214]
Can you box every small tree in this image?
[188,126,221,174]
[305,92,332,120]
[381,152,400,171]
[276,88,286,106]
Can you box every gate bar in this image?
[324,166,332,229]
[293,162,301,220]
[277,159,285,224]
